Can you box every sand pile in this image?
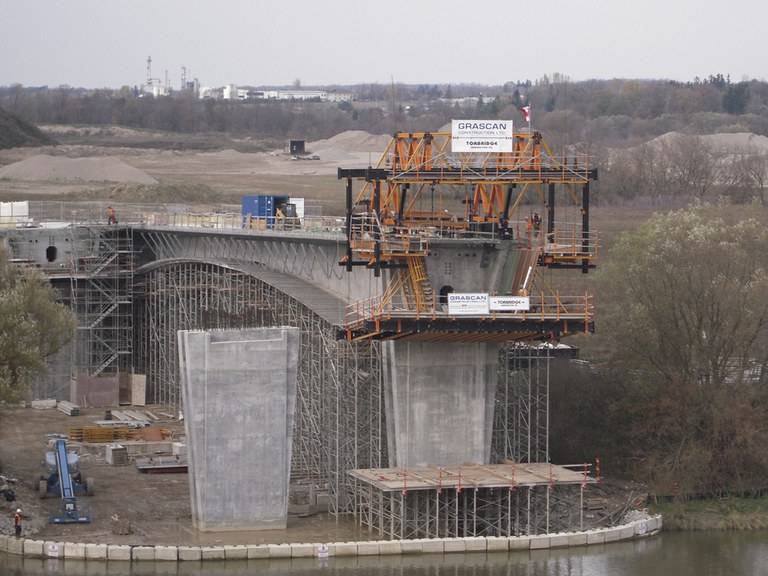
[0,154,158,184]
[309,131,391,154]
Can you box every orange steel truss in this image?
[337,130,597,342]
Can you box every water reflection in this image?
[3,532,768,576]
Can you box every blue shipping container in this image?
[242,195,290,229]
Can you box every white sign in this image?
[447,293,489,315]
[490,295,530,312]
[452,120,514,153]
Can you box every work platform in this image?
[349,462,596,539]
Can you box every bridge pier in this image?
[384,341,498,467]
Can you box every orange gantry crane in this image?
[337,130,597,342]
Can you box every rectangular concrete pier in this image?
[179,327,299,531]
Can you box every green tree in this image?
[0,246,74,402]
[594,206,768,497]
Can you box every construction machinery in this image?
[38,439,93,523]
[337,129,598,343]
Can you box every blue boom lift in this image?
[37,439,94,523]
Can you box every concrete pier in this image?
[178,327,300,531]
[385,341,498,467]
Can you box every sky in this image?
[3,0,765,90]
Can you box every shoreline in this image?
[0,514,661,562]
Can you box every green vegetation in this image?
[0,245,74,403]
[650,496,768,530]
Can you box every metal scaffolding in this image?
[492,343,551,464]
[349,464,592,539]
[132,261,386,514]
[69,226,134,378]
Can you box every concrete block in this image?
[6,538,24,555]
[132,546,156,561]
[84,543,108,560]
[567,532,588,547]
[224,545,248,560]
[44,542,63,558]
[604,527,622,542]
[420,538,444,554]
[378,540,402,555]
[549,533,570,548]
[268,544,292,559]
[178,546,202,561]
[290,543,315,558]
[508,536,531,551]
[443,538,466,553]
[0,534,9,552]
[200,546,225,560]
[586,530,606,545]
[357,541,380,556]
[486,536,509,552]
[23,539,44,558]
[107,544,132,561]
[400,539,423,554]
[64,541,86,559]
[464,537,486,552]
[333,542,359,556]
[619,525,636,540]
[246,544,270,559]
[154,545,178,561]
[529,535,550,550]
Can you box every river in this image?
[2,531,767,575]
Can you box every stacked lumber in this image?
[69,426,129,443]
[57,401,80,416]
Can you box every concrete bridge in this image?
[2,210,593,535]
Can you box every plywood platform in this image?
[350,462,593,492]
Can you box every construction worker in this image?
[14,508,21,538]
[107,204,118,225]
[525,217,533,248]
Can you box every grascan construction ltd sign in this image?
[447,292,490,315]
[451,120,514,153]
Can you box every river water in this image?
[2,531,767,575]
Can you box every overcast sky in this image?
[4,0,765,90]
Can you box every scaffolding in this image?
[69,226,134,378]
[133,260,386,514]
[349,463,592,539]
[492,343,551,464]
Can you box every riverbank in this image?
[0,513,661,562]
[650,497,768,530]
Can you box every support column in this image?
[383,341,498,467]
[179,327,299,531]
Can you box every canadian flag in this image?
[521,105,531,122]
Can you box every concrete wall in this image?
[384,341,498,467]
[178,327,299,531]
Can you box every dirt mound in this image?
[309,130,390,153]
[0,107,57,150]
[0,154,158,184]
